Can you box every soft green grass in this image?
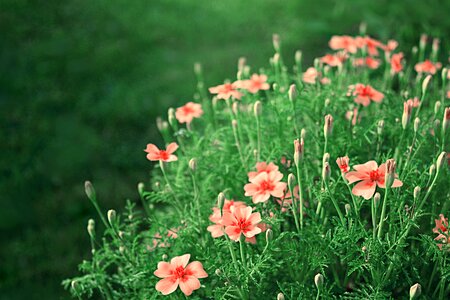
[1,0,450,298]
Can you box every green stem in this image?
[159,161,182,214]
[288,181,300,233]
[377,187,390,239]
[295,164,304,229]
[325,181,345,226]
[239,237,247,270]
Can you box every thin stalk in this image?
[239,236,247,271]
[159,161,182,214]
[371,198,377,239]
[288,181,300,233]
[324,181,345,226]
[377,187,390,239]
[295,163,304,229]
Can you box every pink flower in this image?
[222,205,262,241]
[302,67,319,84]
[345,160,403,199]
[383,40,398,52]
[244,171,287,204]
[175,102,203,124]
[145,143,178,162]
[350,83,384,106]
[248,162,280,180]
[390,52,404,74]
[414,60,442,75]
[336,156,350,173]
[406,97,420,108]
[433,214,449,250]
[209,82,243,100]
[239,74,270,93]
[320,54,344,67]
[154,254,208,296]
[353,57,380,69]
[329,35,357,53]
[207,200,246,238]
[355,36,383,56]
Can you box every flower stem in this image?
[295,164,304,229]
[159,161,182,214]
[288,182,300,233]
[377,186,390,239]
[325,181,345,226]
[239,236,247,270]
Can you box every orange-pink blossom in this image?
[248,162,280,180]
[350,83,384,106]
[414,60,442,75]
[222,205,262,241]
[154,254,208,296]
[329,35,357,53]
[145,143,178,162]
[433,214,449,250]
[238,74,270,94]
[244,171,287,204]
[175,102,203,124]
[390,52,404,74]
[209,82,243,100]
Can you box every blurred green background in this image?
[1,0,449,298]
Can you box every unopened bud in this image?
[432,38,440,55]
[314,273,324,289]
[84,181,96,201]
[414,118,420,133]
[118,231,124,239]
[324,114,333,138]
[217,192,225,209]
[377,120,384,135]
[189,158,197,172]
[288,84,297,102]
[138,182,145,195]
[385,159,396,188]
[288,174,296,190]
[254,101,262,118]
[413,186,421,200]
[194,62,202,77]
[300,128,306,139]
[238,57,246,72]
[436,151,446,171]
[272,34,281,52]
[295,50,302,65]
[215,269,221,276]
[324,98,331,107]
[277,293,285,300]
[71,280,79,292]
[156,117,168,132]
[443,107,450,132]
[419,34,427,51]
[402,102,412,129]
[429,164,436,176]
[359,22,367,35]
[374,193,381,208]
[107,209,116,226]
[345,204,351,216]
[411,46,418,56]
[232,119,238,131]
[409,283,421,299]
[434,119,441,134]
[362,246,367,252]
[434,101,441,115]
[232,102,239,115]
[421,75,432,97]
[322,162,331,182]
[87,219,95,239]
[162,254,168,260]
[265,229,273,245]
[322,153,330,164]
[273,53,280,66]
[294,138,304,165]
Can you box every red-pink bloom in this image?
[406,97,420,108]
[414,60,442,75]
[433,214,449,250]
[345,161,403,199]
[353,57,381,69]
[244,171,287,204]
[154,254,208,296]
[336,156,350,173]
[320,54,344,67]
[145,143,178,162]
[302,67,319,84]
[350,83,384,106]
[355,36,383,56]
[248,162,280,180]
[222,205,262,241]
[175,102,203,124]
[209,82,243,100]
[238,74,270,94]
[345,107,360,125]
[207,200,246,238]
[390,52,404,74]
[329,35,357,53]
[383,40,398,52]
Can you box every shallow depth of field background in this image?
[1,0,450,298]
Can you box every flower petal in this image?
[155,277,179,295]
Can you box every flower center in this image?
[237,217,251,231]
[260,180,274,191]
[174,266,185,279]
[159,150,170,160]
[369,170,381,182]
[182,106,194,115]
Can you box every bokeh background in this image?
[1,0,450,298]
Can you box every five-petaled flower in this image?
[221,205,262,241]
[345,160,403,199]
[207,200,246,238]
[329,35,357,53]
[248,162,280,180]
[154,254,208,296]
[238,74,270,94]
[414,60,442,75]
[209,82,243,100]
[145,143,178,162]
[350,83,384,106]
[175,102,203,124]
[433,214,449,250]
[244,171,287,204]
[390,52,404,74]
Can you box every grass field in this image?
[1,0,450,298]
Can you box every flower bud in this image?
[345,204,351,216]
[314,273,324,289]
[385,159,396,188]
[294,138,304,165]
[324,98,331,107]
[322,153,330,164]
[442,68,448,82]
[429,164,436,177]
[162,254,168,260]
[377,120,384,135]
[107,209,116,226]
[168,107,177,128]
[254,101,262,118]
[288,84,297,103]
[411,46,418,56]
[277,293,285,300]
[71,280,79,292]
[238,57,246,72]
[272,34,281,52]
[87,219,95,239]
[189,158,197,172]
[432,38,440,56]
[322,162,331,183]
[295,50,302,65]
[374,192,381,208]
[324,114,333,139]
[359,22,367,35]
[138,182,145,195]
[232,119,238,131]
[402,102,412,129]
[215,269,221,276]
[421,75,432,97]
[436,151,446,172]
[84,181,96,201]
[273,53,280,67]
[443,107,450,132]
[413,186,421,200]
[217,192,225,209]
[156,117,168,133]
[409,283,421,299]
[434,119,441,134]
[434,101,441,116]
[414,117,420,133]
[301,128,306,139]
[194,62,202,77]
[419,34,427,51]
[212,96,219,108]
[288,174,296,190]
[265,229,273,245]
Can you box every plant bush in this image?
[64,30,449,299]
